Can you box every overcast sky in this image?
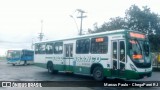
[0,0,160,56]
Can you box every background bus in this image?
[6,49,34,66]
[34,29,152,81]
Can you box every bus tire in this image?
[23,61,27,66]
[47,62,54,74]
[54,70,58,74]
[93,66,104,81]
[12,64,15,66]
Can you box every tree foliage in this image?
[88,4,160,52]
[88,17,127,33]
[125,5,160,35]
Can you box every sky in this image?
[0,0,160,56]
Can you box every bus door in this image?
[64,44,73,72]
[111,40,126,78]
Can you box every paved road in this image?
[0,60,160,90]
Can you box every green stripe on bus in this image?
[101,58,108,60]
[63,57,74,59]
[45,57,53,59]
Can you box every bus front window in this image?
[129,40,143,61]
[7,51,21,59]
[129,39,151,68]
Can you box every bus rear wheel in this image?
[93,66,104,81]
[23,61,27,66]
[47,62,58,74]
[47,63,54,74]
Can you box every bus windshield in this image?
[129,39,142,59]
[7,51,21,59]
[129,38,151,68]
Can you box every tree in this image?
[102,17,127,31]
[149,35,160,52]
[125,5,160,35]
[88,4,160,52]
[88,17,127,33]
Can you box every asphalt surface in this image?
[0,60,160,90]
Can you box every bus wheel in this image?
[93,66,104,81]
[47,63,54,74]
[12,64,15,66]
[23,61,27,66]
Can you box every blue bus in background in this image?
[6,49,34,66]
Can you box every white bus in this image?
[34,29,152,81]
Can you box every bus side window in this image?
[91,36,108,54]
[35,44,40,54]
[76,39,90,54]
[38,44,45,54]
[46,43,54,54]
[35,43,46,54]
[54,42,63,54]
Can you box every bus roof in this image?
[35,29,143,44]
[7,49,33,52]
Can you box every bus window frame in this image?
[90,36,108,54]
[54,42,63,54]
[45,42,54,54]
[76,38,90,54]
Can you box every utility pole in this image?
[76,9,87,35]
[38,20,44,41]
